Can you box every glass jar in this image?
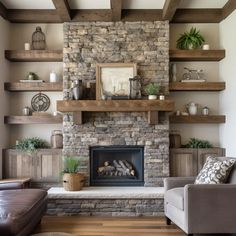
[51,130,63,148]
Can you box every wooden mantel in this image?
[57,100,175,125]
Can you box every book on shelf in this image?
[180,79,206,83]
[19,80,44,83]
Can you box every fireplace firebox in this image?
[90,146,144,186]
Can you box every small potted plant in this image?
[177,27,205,50]
[183,138,213,148]
[62,156,84,191]
[144,83,160,100]
[15,137,49,154]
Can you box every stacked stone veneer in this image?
[63,21,169,187]
[47,198,164,216]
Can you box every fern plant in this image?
[184,138,213,148]
[144,83,160,95]
[62,156,80,174]
[15,137,49,153]
[177,27,205,50]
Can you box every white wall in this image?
[170,24,221,146]
[8,24,63,145]
[219,11,236,156]
[0,16,10,178]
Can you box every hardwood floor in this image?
[34,216,185,236]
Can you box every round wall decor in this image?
[31,92,50,112]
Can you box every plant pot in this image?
[148,95,157,100]
[63,173,84,191]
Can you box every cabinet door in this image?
[3,151,36,179]
[170,148,198,177]
[3,149,62,183]
[197,148,226,172]
[40,152,63,182]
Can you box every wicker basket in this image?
[63,173,84,191]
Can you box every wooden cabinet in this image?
[170,148,225,177]
[3,149,63,183]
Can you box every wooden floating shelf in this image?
[169,49,225,61]
[57,100,174,112]
[169,82,225,91]
[5,50,63,62]
[4,116,63,124]
[57,100,175,125]
[170,115,226,124]
[4,82,63,92]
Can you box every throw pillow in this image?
[195,156,236,184]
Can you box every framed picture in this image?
[96,63,137,100]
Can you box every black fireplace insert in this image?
[90,146,144,186]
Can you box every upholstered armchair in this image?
[164,157,236,235]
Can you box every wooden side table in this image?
[0,177,31,188]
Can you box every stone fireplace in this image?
[63,21,169,187]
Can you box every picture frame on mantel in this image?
[96,63,137,100]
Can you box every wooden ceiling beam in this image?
[172,9,222,23]
[71,10,112,22]
[221,0,236,21]
[7,10,61,23]
[110,0,122,21]
[52,0,71,22]
[0,2,8,20]
[122,9,162,21]
[162,0,181,20]
[5,8,232,23]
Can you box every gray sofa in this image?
[164,156,236,235]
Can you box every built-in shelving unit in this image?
[169,49,226,126]
[170,115,226,124]
[5,50,63,62]
[4,49,63,125]
[4,116,62,124]
[4,82,63,92]
[169,49,225,61]
[169,82,225,91]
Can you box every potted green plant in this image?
[15,137,49,153]
[144,83,160,100]
[62,156,85,191]
[177,27,205,50]
[183,138,213,148]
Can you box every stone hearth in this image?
[47,187,164,216]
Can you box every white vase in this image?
[187,102,198,115]
[148,95,157,100]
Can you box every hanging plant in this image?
[177,27,205,50]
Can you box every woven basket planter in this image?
[63,173,84,191]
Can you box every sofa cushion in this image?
[0,189,47,236]
[165,187,184,211]
[195,156,236,184]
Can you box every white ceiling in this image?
[0,0,55,9]
[179,0,228,9]
[68,0,110,9]
[0,0,229,10]
[122,0,165,9]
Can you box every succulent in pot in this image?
[62,156,84,191]
[144,83,160,100]
[177,27,205,50]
